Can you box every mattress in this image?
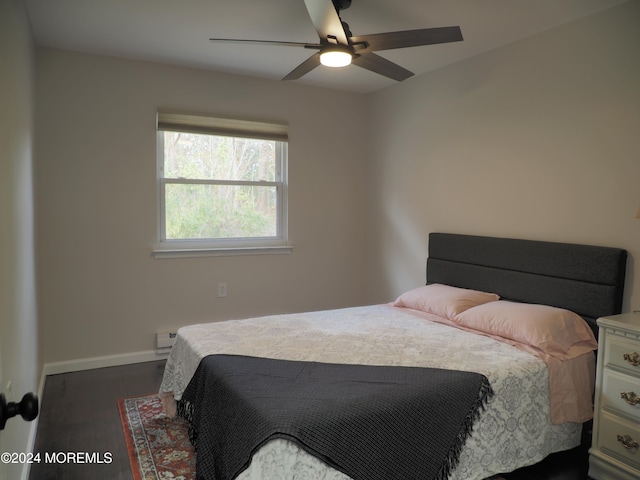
[160,304,585,480]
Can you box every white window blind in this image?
[157,110,288,142]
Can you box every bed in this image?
[159,232,627,480]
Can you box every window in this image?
[154,111,290,257]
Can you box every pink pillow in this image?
[455,301,597,359]
[394,284,500,319]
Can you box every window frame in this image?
[153,111,291,258]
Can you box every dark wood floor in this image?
[29,360,591,480]
[29,360,167,480]
[501,441,590,480]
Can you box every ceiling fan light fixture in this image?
[320,48,352,67]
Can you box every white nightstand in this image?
[589,312,640,480]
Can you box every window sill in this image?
[151,245,293,259]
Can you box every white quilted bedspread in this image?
[160,304,582,480]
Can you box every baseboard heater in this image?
[156,332,177,355]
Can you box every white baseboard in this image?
[43,350,168,376]
[20,420,38,480]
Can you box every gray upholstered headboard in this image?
[426,233,627,336]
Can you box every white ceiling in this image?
[24,0,629,93]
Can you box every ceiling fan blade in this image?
[209,38,321,49]
[351,52,414,82]
[282,52,322,81]
[303,0,349,45]
[351,26,463,53]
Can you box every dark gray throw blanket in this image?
[179,354,493,480]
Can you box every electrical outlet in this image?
[218,283,227,298]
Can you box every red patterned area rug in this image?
[119,394,507,480]
[118,394,196,480]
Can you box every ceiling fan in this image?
[209,0,463,82]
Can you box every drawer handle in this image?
[621,391,640,406]
[617,434,640,450]
[623,352,640,367]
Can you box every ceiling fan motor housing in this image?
[332,0,351,11]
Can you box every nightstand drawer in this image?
[604,335,640,377]
[602,369,640,419]
[597,411,640,469]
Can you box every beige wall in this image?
[35,50,368,364]
[364,1,640,310]
[0,0,39,476]
[34,1,640,367]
